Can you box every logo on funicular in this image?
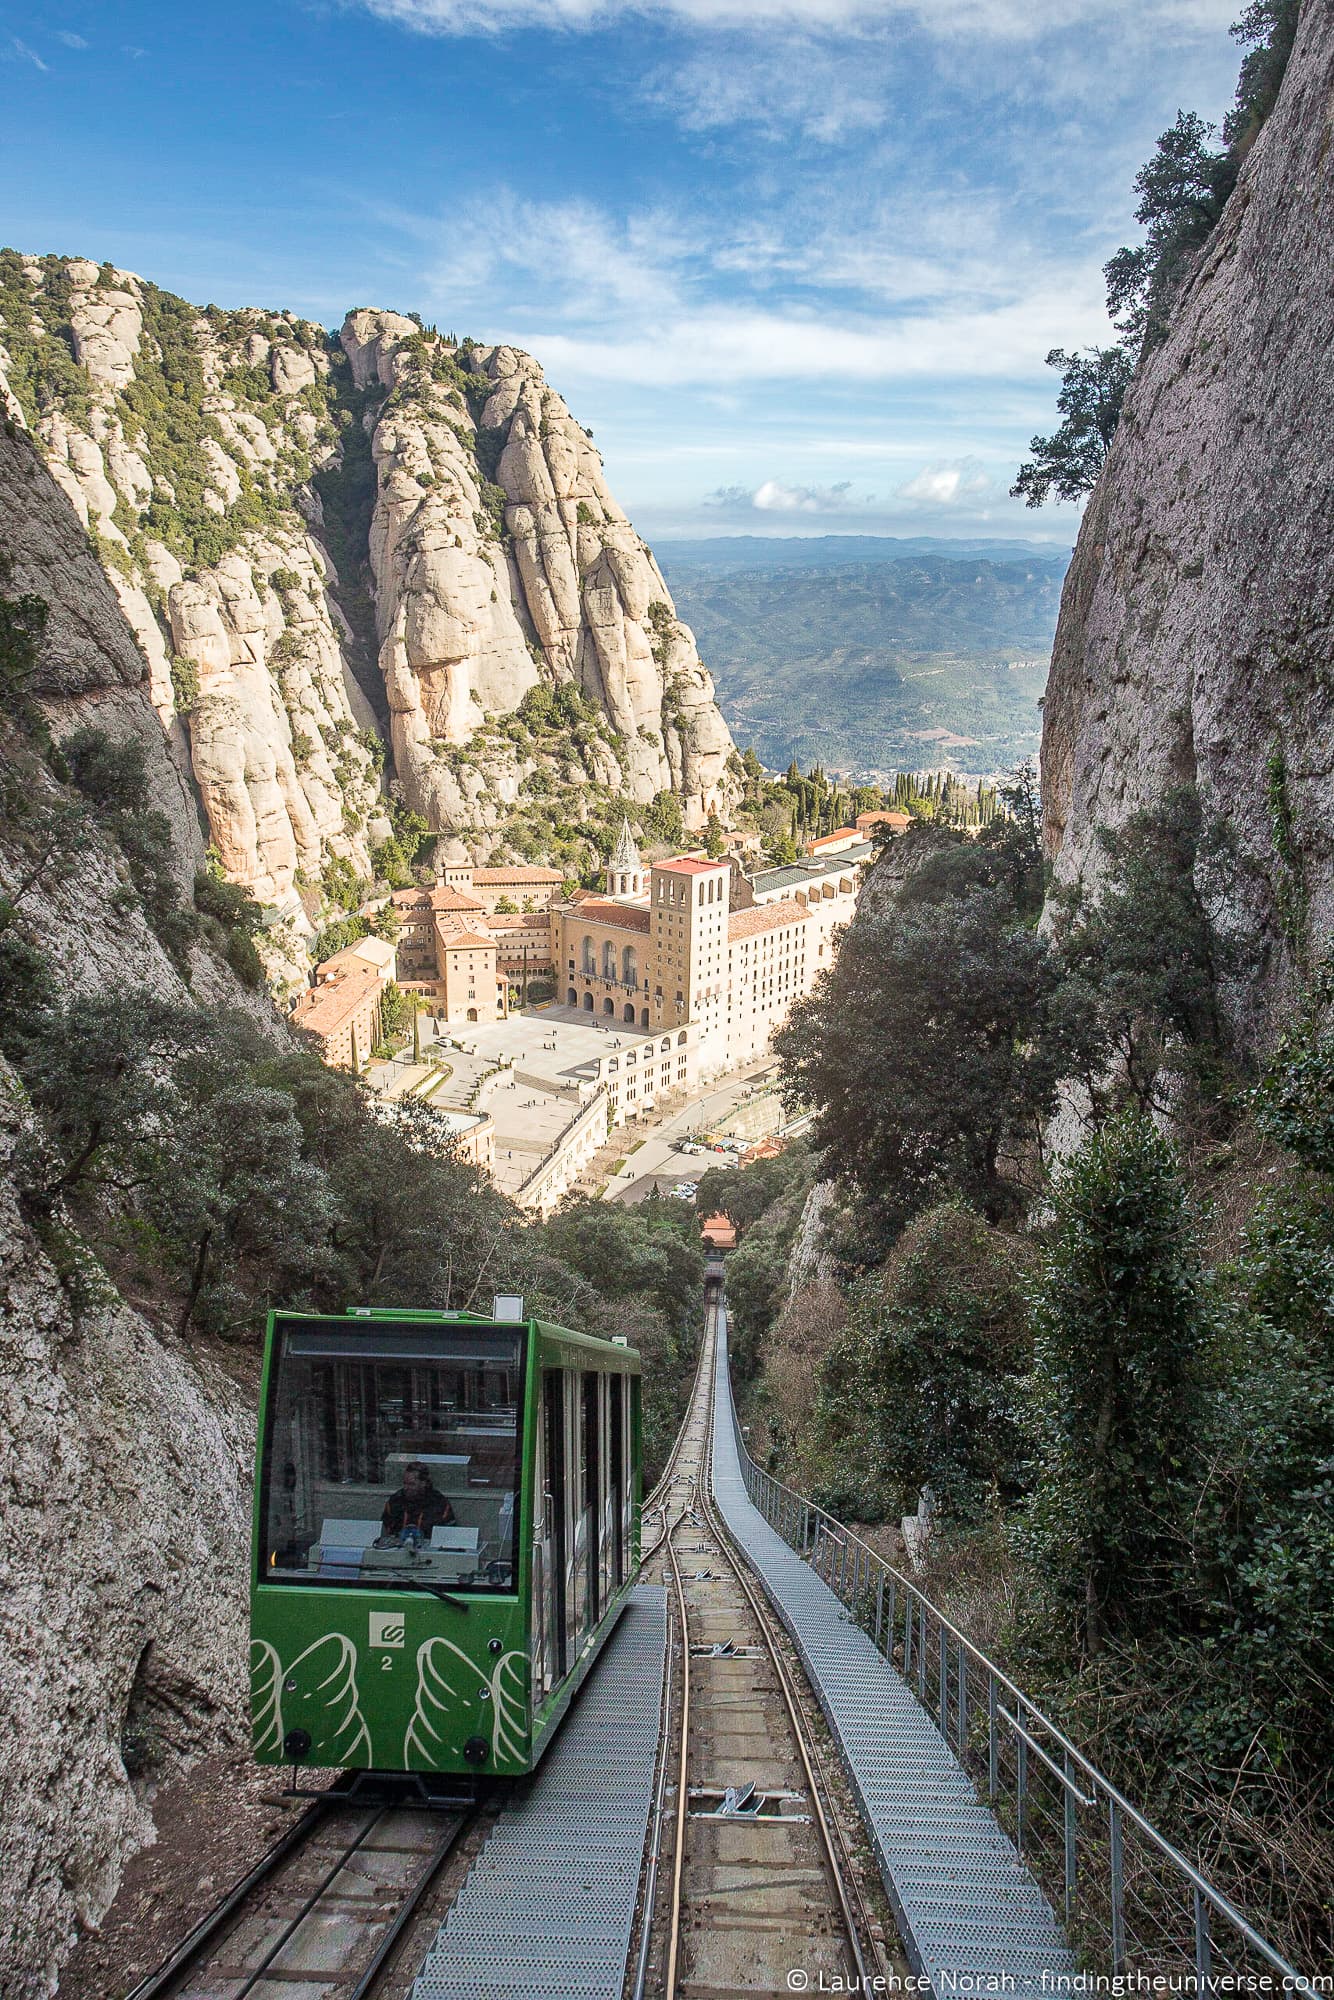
[369,1611,406,1649]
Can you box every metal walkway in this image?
[710,1313,1077,1997]
[411,1585,668,2000]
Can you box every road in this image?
[604,1058,778,1203]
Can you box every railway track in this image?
[123,1788,480,2000]
[637,1289,895,2000]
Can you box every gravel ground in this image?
[56,1752,329,1998]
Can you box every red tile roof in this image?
[728,900,812,941]
[487,912,551,930]
[571,901,652,933]
[806,828,859,850]
[440,930,496,951]
[292,969,382,1037]
[392,884,484,914]
[655,857,726,876]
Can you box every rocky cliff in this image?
[0,1066,254,1999]
[0,426,270,1997]
[1041,0,1334,1040]
[0,256,736,949]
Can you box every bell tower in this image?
[606,819,646,900]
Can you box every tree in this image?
[695,1143,811,1240]
[1225,0,1300,154]
[542,1197,703,1331]
[15,991,212,1203]
[1104,111,1237,346]
[1011,347,1134,507]
[194,866,265,986]
[642,790,684,848]
[1020,1113,1211,1658]
[776,883,1067,1244]
[703,815,726,860]
[1050,787,1238,1116]
[370,835,414,889]
[311,912,368,964]
[64,727,198,967]
[816,1204,1033,1522]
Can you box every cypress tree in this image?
[1020,1112,1210,1658]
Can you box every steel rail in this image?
[660,1299,872,2000]
[631,1507,685,2000]
[662,1509,695,2000]
[693,1305,875,1997]
[122,1792,335,2000]
[345,1804,478,2000]
[230,1805,387,2000]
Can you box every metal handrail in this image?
[723,1336,1315,1993]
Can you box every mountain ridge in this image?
[0,256,736,963]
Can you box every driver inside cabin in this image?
[376,1460,456,1546]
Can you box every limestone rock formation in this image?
[0,257,385,919]
[1041,0,1334,1042]
[0,254,738,959]
[343,312,736,835]
[0,481,274,1992]
[0,1062,254,1998]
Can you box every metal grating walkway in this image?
[411,1585,667,2000]
[710,1313,1077,1998]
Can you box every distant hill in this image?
[658,538,1071,778]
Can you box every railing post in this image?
[874,1570,885,1652]
[938,1625,949,1734]
[988,1673,998,1801]
[904,1593,914,1679]
[1109,1797,1126,1972]
[888,1579,897,1665]
[1016,1729,1028,1855]
[1063,1751,1077,1920]
[957,1647,968,1752]
[917,1604,927,1698]
[1193,1886,1212,1993]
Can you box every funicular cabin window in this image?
[260,1321,523,1593]
[581,1371,601,1633]
[609,1374,625,1587]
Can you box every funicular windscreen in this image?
[261,1321,523,1592]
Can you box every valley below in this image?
[661,537,1069,777]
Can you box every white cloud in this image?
[705,477,858,512]
[642,39,890,144]
[381,181,1111,396]
[57,29,89,47]
[897,458,993,505]
[523,284,1109,389]
[9,37,49,69]
[407,193,690,322]
[358,0,1234,39]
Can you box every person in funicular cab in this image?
[376,1460,456,1545]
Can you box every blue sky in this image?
[2,0,1242,542]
